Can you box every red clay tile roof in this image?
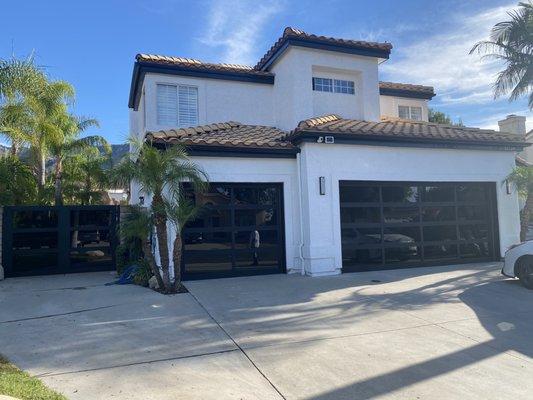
[136,54,274,77]
[379,81,435,99]
[290,114,527,147]
[255,27,393,70]
[145,122,296,151]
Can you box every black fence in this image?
[2,205,119,277]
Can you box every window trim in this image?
[398,105,423,121]
[312,76,355,95]
[156,83,199,127]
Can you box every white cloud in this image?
[381,3,520,106]
[199,0,284,65]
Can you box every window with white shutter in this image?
[156,84,198,127]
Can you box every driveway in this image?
[1,263,532,399]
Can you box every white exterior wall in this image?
[271,47,381,130]
[157,157,302,274]
[298,142,520,276]
[380,95,429,121]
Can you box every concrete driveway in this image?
[1,263,532,399]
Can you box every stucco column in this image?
[299,144,341,276]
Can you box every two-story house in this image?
[128,27,527,280]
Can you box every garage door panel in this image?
[182,183,285,280]
[339,181,499,272]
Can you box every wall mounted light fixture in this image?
[506,180,512,195]
[319,176,326,195]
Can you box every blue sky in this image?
[2,0,531,143]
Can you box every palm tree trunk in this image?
[54,157,63,206]
[172,233,183,291]
[520,192,533,241]
[142,238,165,290]
[152,193,171,292]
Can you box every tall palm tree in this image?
[113,137,207,293]
[470,2,533,108]
[48,113,106,205]
[0,56,46,155]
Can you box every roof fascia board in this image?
[291,131,528,151]
[129,62,275,110]
[260,37,391,71]
[379,88,435,100]
[152,142,299,158]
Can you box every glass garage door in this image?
[339,181,499,272]
[181,183,285,280]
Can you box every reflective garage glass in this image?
[182,183,285,279]
[339,182,499,272]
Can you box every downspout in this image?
[296,151,306,275]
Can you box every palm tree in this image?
[0,56,46,155]
[508,166,533,241]
[120,205,164,290]
[0,154,38,205]
[48,113,106,205]
[113,137,207,293]
[470,2,533,108]
[166,193,203,291]
[62,147,111,205]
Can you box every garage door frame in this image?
[339,181,500,272]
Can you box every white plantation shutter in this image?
[398,105,410,119]
[156,84,178,126]
[410,107,422,121]
[178,85,198,127]
[156,84,198,127]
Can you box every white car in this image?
[502,241,533,289]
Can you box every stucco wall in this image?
[298,142,520,276]
[379,95,429,121]
[141,73,275,133]
[271,47,381,130]
[155,156,302,275]
[0,206,3,280]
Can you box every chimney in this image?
[498,114,526,135]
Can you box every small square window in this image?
[312,77,333,92]
[398,105,423,121]
[334,79,355,95]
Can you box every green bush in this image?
[115,237,142,274]
[133,260,152,287]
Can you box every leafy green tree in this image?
[470,2,533,108]
[113,138,207,293]
[62,146,111,205]
[48,113,107,205]
[428,109,452,124]
[0,155,38,205]
[507,165,533,241]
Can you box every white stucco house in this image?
[128,27,528,280]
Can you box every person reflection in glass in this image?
[249,227,260,266]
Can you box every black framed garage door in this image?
[181,183,285,280]
[339,181,499,272]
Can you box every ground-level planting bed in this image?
[339,181,499,272]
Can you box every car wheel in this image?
[517,256,533,290]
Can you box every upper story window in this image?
[398,105,422,121]
[313,77,355,95]
[156,84,198,127]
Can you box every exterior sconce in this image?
[506,180,512,195]
[139,196,145,205]
[319,176,326,195]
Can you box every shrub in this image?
[133,260,152,287]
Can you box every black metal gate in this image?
[2,205,119,277]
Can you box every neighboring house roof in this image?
[288,115,528,150]
[516,155,532,167]
[255,27,393,70]
[379,81,436,100]
[145,122,298,157]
